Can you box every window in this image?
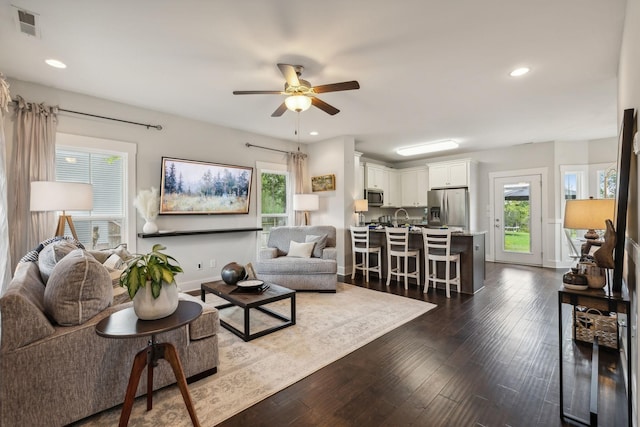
[596,165,617,199]
[256,162,291,248]
[56,133,137,251]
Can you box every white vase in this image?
[133,280,179,320]
[143,220,158,234]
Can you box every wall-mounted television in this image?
[159,157,253,215]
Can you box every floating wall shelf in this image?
[138,227,263,238]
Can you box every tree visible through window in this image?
[260,170,289,247]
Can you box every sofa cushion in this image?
[44,249,113,326]
[19,236,85,264]
[38,239,82,283]
[0,262,55,352]
[179,293,220,340]
[255,257,337,275]
[288,241,315,258]
[305,234,327,258]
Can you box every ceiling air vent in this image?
[12,6,40,38]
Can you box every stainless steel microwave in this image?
[364,189,384,206]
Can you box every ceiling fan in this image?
[233,63,360,117]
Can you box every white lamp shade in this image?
[293,194,319,211]
[563,198,615,230]
[285,95,312,112]
[30,181,93,212]
[354,199,368,212]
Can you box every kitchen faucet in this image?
[393,208,409,227]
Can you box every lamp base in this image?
[55,213,79,241]
[583,229,599,240]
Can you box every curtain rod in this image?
[245,142,307,158]
[10,99,163,130]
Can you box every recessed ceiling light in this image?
[309,131,319,136]
[396,140,459,156]
[509,67,530,77]
[45,59,66,69]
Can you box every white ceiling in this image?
[0,0,627,163]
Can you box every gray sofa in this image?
[0,253,219,426]
[254,225,337,291]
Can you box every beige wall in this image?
[4,78,302,291]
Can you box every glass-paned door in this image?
[494,174,542,265]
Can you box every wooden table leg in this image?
[161,342,201,427]
[119,347,149,427]
[147,347,154,411]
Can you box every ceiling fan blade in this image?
[312,80,360,93]
[311,97,340,115]
[271,102,288,117]
[277,63,300,87]
[233,90,284,95]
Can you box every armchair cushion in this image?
[305,234,328,258]
[288,241,315,258]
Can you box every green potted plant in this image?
[119,244,183,319]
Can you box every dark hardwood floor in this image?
[217,263,629,427]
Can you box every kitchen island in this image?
[368,228,486,295]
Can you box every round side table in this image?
[96,300,202,427]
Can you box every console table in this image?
[558,285,631,426]
[96,301,203,426]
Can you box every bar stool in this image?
[385,227,420,289]
[349,226,381,282]
[422,228,461,298]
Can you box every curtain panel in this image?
[0,75,10,293]
[287,151,308,226]
[8,96,58,273]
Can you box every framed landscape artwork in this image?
[160,157,253,215]
[311,174,336,192]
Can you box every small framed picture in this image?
[311,174,336,192]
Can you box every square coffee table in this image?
[201,280,295,341]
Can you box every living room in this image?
[1,0,640,425]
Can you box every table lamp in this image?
[354,199,368,226]
[30,181,93,241]
[293,194,319,226]
[563,198,615,240]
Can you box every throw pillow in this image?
[287,241,315,258]
[305,234,328,258]
[38,239,80,284]
[44,249,113,326]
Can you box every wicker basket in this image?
[573,307,618,349]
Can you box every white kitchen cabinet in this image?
[401,167,429,207]
[428,160,470,189]
[386,169,401,207]
[365,164,387,190]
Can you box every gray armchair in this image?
[254,225,337,292]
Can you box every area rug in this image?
[80,283,436,426]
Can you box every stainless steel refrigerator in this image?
[427,188,469,229]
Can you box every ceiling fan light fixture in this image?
[396,140,459,156]
[285,95,312,112]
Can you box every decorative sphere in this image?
[221,262,246,285]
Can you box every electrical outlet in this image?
[196,262,203,271]
[209,259,216,269]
